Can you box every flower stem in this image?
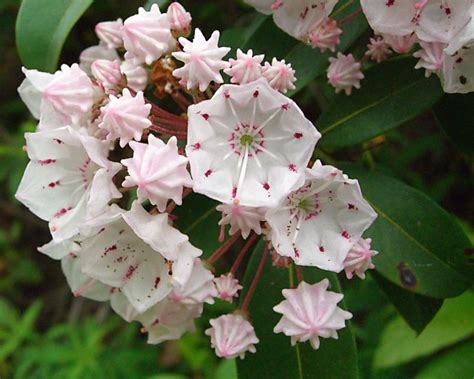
[241,241,270,312]
[337,8,362,27]
[230,233,258,275]
[208,233,241,265]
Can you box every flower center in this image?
[239,134,254,146]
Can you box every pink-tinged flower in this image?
[169,259,217,305]
[167,2,192,36]
[360,0,471,44]
[270,249,291,268]
[122,135,192,211]
[213,273,242,303]
[261,58,296,93]
[205,314,259,359]
[111,291,203,344]
[224,49,264,84]
[265,161,377,272]
[327,53,364,95]
[15,126,122,241]
[217,200,265,239]
[442,16,474,94]
[307,18,342,52]
[79,44,119,75]
[62,252,113,301]
[365,36,392,63]
[186,79,320,208]
[99,88,151,147]
[414,41,447,77]
[343,237,378,279]
[19,64,96,126]
[95,19,124,49]
[383,33,417,54]
[91,59,124,90]
[120,58,149,92]
[172,29,230,91]
[80,202,201,313]
[273,279,352,350]
[271,0,339,40]
[122,4,173,65]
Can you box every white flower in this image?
[111,291,203,344]
[169,258,217,305]
[273,279,352,350]
[224,49,264,84]
[95,19,124,49]
[122,135,192,212]
[265,161,377,272]
[172,28,230,91]
[360,0,471,44]
[343,237,378,279]
[120,58,149,92]
[261,58,296,93]
[122,4,173,65]
[80,202,201,313]
[244,0,274,15]
[99,88,151,147]
[217,200,265,239]
[205,314,259,359]
[213,273,242,303]
[442,12,474,93]
[414,41,447,77]
[15,126,122,241]
[185,79,320,208]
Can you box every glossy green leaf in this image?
[371,271,443,334]
[16,0,93,72]
[237,242,358,379]
[373,291,474,369]
[415,340,474,379]
[318,58,444,149]
[342,164,473,298]
[434,92,474,159]
[173,193,221,257]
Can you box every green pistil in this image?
[240,134,254,146]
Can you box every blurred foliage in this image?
[1,0,473,378]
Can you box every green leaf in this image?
[341,164,473,298]
[173,193,221,257]
[371,271,443,334]
[237,241,358,379]
[318,58,444,149]
[415,340,474,379]
[434,92,474,159]
[373,291,474,369]
[16,0,93,72]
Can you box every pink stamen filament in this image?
[73,279,97,297]
[241,241,270,312]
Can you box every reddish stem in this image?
[295,265,304,283]
[149,124,188,140]
[338,8,362,27]
[165,188,193,213]
[230,233,258,275]
[208,233,241,265]
[241,241,270,312]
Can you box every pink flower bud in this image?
[213,274,242,303]
[205,314,259,359]
[327,53,364,95]
[224,49,264,84]
[120,59,149,92]
[383,33,417,54]
[262,58,296,93]
[343,237,378,280]
[217,200,265,239]
[95,19,124,49]
[414,41,446,78]
[91,59,123,90]
[307,18,342,53]
[167,2,192,36]
[365,36,392,63]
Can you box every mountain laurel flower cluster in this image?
[245,0,474,94]
[16,2,383,359]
